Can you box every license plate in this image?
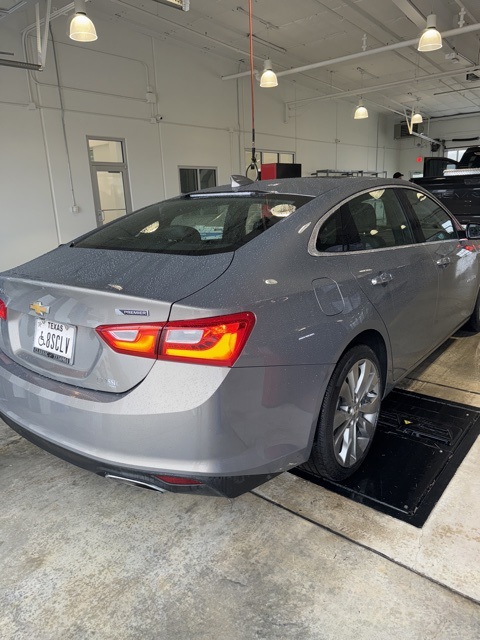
[33,318,76,365]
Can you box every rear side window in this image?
[316,188,415,252]
[403,190,458,242]
[75,194,312,255]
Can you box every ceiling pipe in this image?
[222,22,480,81]
[411,131,438,144]
[429,110,480,122]
[0,58,41,70]
[0,0,53,70]
[0,0,29,22]
[108,0,266,63]
[285,65,480,110]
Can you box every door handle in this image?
[371,272,393,286]
[436,257,451,267]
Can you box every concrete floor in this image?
[1,329,479,640]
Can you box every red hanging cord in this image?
[247,0,258,178]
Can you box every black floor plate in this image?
[292,390,480,527]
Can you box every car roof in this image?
[192,176,423,200]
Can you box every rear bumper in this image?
[0,412,279,497]
[0,349,332,496]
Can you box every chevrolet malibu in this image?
[1,177,479,497]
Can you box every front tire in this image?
[304,345,382,482]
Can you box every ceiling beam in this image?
[0,0,34,22]
[285,66,480,109]
[150,0,189,10]
[390,0,426,28]
[222,23,480,81]
[456,1,480,23]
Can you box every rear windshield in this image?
[74,193,312,255]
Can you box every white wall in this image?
[397,114,480,178]
[429,114,480,143]
[0,10,399,271]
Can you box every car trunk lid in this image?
[0,246,233,392]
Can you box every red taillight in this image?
[0,299,6,321]
[158,312,255,367]
[96,323,164,358]
[155,475,202,486]
[96,312,255,367]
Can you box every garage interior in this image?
[0,1,480,638]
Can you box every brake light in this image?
[0,299,6,321]
[96,323,164,358]
[96,312,255,366]
[159,312,255,367]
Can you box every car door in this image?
[401,188,479,335]
[335,187,439,380]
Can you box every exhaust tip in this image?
[104,473,166,493]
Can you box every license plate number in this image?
[33,319,76,365]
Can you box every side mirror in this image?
[466,223,480,239]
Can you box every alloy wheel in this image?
[333,358,380,468]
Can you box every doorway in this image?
[87,137,132,226]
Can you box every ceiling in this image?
[2,0,480,120]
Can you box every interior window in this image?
[315,189,415,252]
[179,167,217,194]
[403,190,458,242]
[244,149,295,171]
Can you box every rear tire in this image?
[468,289,480,332]
[303,345,382,482]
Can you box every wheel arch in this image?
[302,333,388,480]
[341,329,389,397]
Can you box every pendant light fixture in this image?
[418,14,442,52]
[354,98,368,119]
[260,59,278,88]
[410,97,423,128]
[354,68,368,119]
[411,110,423,124]
[69,0,98,42]
[406,98,424,134]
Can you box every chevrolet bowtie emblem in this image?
[30,302,49,316]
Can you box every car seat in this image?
[350,202,386,249]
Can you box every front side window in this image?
[75,193,312,255]
[403,190,458,242]
[315,188,415,252]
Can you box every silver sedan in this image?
[1,177,479,497]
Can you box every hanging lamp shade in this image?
[418,14,442,52]
[260,59,278,88]
[411,111,423,124]
[354,98,368,119]
[69,0,98,42]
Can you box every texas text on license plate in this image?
[33,318,76,365]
